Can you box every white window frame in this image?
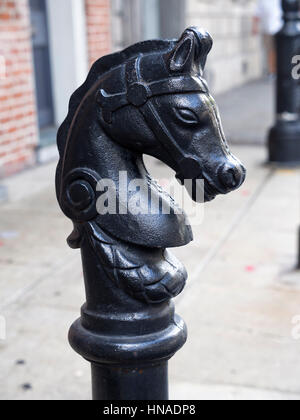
[46,0,88,126]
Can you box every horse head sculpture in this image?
[56,28,246,396]
[56,26,245,314]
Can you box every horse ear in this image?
[169,35,195,72]
[188,27,213,70]
[168,27,213,74]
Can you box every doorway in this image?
[29,0,54,143]
[111,0,186,51]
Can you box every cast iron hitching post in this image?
[56,27,246,400]
[268,0,300,165]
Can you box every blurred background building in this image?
[2,1,300,402]
[0,0,261,179]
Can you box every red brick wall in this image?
[0,0,112,178]
[85,0,111,67]
[0,0,38,178]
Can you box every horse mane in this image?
[57,39,175,158]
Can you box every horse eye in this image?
[174,108,199,125]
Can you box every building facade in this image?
[111,0,261,94]
[0,0,111,178]
[0,0,38,178]
[0,0,261,178]
[185,0,261,94]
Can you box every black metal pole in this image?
[268,0,300,165]
[55,27,246,401]
[91,362,168,400]
[67,240,187,401]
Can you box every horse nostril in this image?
[219,163,245,190]
[222,168,237,188]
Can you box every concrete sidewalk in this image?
[0,141,300,400]
[216,78,274,146]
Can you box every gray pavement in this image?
[216,78,274,146]
[0,79,300,400]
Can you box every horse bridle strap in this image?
[97,56,206,114]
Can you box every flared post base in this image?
[69,307,187,401]
[268,121,300,166]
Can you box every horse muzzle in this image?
[217,160,246,193]
[175,156,246,202]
